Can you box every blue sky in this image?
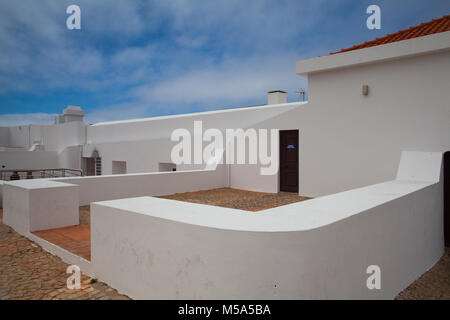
[0,0,449,125]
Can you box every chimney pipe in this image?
[267,90,287,105]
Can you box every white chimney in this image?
[267,90,287,105]
[55,106,85,124]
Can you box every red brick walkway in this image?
[32,225,91,261]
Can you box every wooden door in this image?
[279,130,299,193]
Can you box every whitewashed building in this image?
[1,15,449,299]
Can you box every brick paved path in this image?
[33,225,91,261]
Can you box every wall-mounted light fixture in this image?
[362,84,369,96]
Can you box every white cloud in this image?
[6,0,422,120]
[84,103,150,124]
[132,53,308,108]
[0,0,325,98]
[110,44,155,68]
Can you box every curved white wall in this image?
[90,152,444,299]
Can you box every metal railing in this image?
[0,168,83,181]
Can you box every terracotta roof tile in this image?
[331,14,450,55]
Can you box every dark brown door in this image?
[279,130,299,193]
[83,157,95,176]
[444,151,450,246]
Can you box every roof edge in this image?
[91,101,307,127]
[296,31,450,76]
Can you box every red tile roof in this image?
[331,15,450,55]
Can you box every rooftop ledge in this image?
[4,179,76,189]
[91,101,306,127]
[93,179,435,233]
[296,31,450,76]
[92,151,442,233]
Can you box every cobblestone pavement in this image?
[395,246,450,300]
[158,188,311,211]
[0,209,130,300]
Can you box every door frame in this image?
[279,129,299,193]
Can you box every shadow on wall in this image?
[444,151,450,246]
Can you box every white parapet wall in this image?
[3,166,228,234]
[90,151,444,299]
[3,180,79,233]
[2,179,93,276]
[1,166,230,277]
[57,165,228,206]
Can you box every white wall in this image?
[0,150,58,170]
[83,103,300,185]
[259,50,450,197]
[57,165,228,205]
[90,152,444,299]
[0,127,9,147]
[83,138,175,174]
[42,121,86,153]
[58,146,82,170]
[4,125,44,149]
[8,126,31,148]
[0,122,85,171]
[3,180,79,233]
[228,129,280,193]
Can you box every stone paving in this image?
[395,246,450,300]
[158,188,311,211]
[0,209,130,300]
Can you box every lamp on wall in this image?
[362,85,369,96]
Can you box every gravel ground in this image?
[395,247,450,300]
[79,205,90,225]
[158,187,311,211]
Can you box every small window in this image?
[95,157,102,176]
[159,162,177,172]
[112,161,127,175]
